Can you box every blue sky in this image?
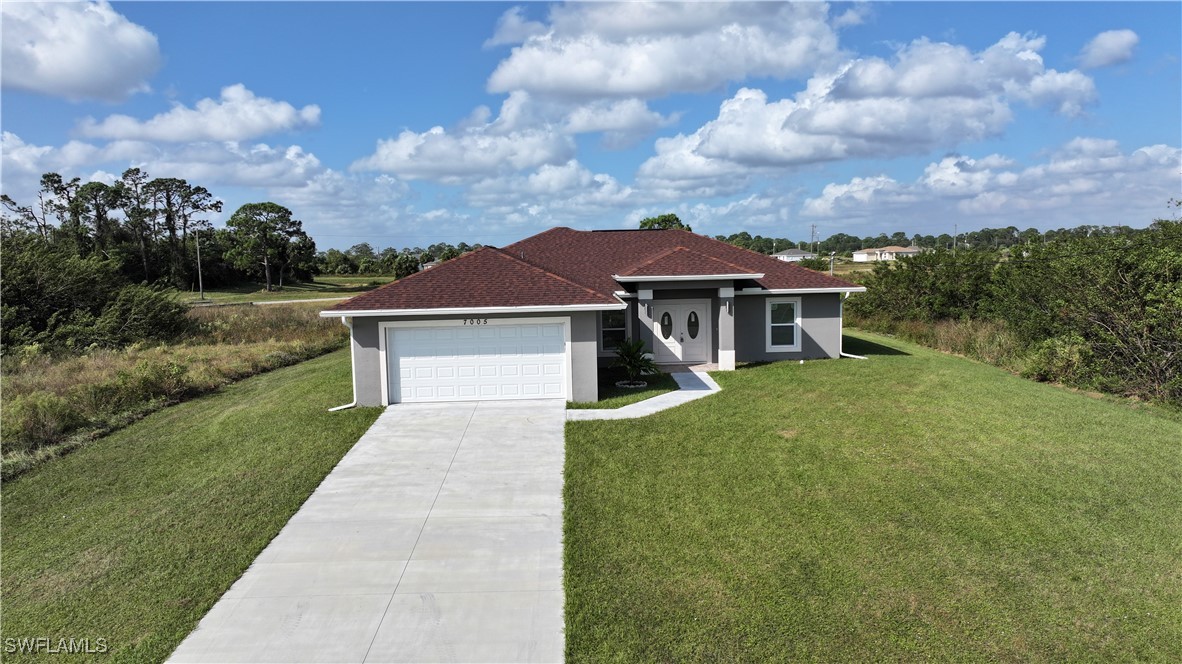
[2,2,1179,250]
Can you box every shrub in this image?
[96,284,192,345]
[1021,334,1094,386]
[611,338,658,384]
[1,392,85,454]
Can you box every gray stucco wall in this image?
[733,293,843,362]
[345,311,599,406]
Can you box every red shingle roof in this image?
[326,246,618,312]
[328,227,861,312]
[615,246,759,278]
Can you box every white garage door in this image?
[385,321,568,403]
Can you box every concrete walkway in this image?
[170,400,565,664]
[566,369,721,421]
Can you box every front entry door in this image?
[652,300,710,363]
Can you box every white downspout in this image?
[329,316,359,411]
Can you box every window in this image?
[659,312,673,339]
[600,310,627,351]
[766,297,801,352]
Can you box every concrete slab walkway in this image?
[566,369,721,421]
[169,400,565,664]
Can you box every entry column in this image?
[718,287,735,370]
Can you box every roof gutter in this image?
[320,302,625,318]
[612,273,764,282]
[736,286,867,294]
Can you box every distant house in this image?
[852,246,922,262]
[771,248,817,262]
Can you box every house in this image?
[771,248,817,262]
[322,227,865,405]
[851,245,922,262]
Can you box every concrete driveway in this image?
[169,400,566,663]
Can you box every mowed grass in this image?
[568,368,680,410]
[564,330,1182,661]
[180,275,394,304]
[0,350,380,663]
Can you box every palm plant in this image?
[611,338,657,386]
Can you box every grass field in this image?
[2,302,348,478]
[180,275,394,304]
[0,350,380,663]
[564,330,1182,661]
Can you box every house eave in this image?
[320,302,626,318]
[612,273,764,282]
[737,286,867,295]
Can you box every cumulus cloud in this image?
[562,99,677,148]
[350,93,574,181]
[1079,29,1139,69]
[1,1,160,102]
[484,6,547,47]
[0,131,326,207]
[78,85,321,142]
[637,32,1099,194]
[486,2,842,99]
[800,139,1180,230]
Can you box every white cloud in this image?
[637,32,1099,194]
[485,6,547,47]
[562,99,676,148]
[1079,29,1139,69]
[78,85,321,142]
[487,2,842,99]
[800,139,1180,231]
[350,93,574,181]
[0,131,326,206]
[1,1,160,102]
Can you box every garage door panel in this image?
[387,322,567,403]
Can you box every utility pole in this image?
[196,228,205,300]
[810,224,818,253]
[953,223,958,255]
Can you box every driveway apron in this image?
[169,400,566,663]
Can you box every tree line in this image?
[715,225,1143,257]
[1,170,317,352]
[846,215,1182,406]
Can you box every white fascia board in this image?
[612,273,764,282]
[735,286,867,295]
[320,302,625,318]
[613,291,636,299]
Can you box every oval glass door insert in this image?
[660,312,673,339]
[687,311,700,339]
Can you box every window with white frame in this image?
[766,297,801,352]
[600,309,627,351]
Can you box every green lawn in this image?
[564,330,1182,661]
[179,275,394,304]
[0,350,380,663]
[569,368,680,409]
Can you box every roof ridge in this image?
[488,246,616,303]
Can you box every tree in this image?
[225,202,301,291]
[639,213,692,232]
[392,252,420,279]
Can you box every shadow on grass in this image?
[843,334,910,357]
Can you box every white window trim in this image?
[598,308,630,355]
[766,297,802,353]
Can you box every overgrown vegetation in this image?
[1,303,346,479]
[848,217,1182,406]
[0,351,380,664]
[565,331,1182,661]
